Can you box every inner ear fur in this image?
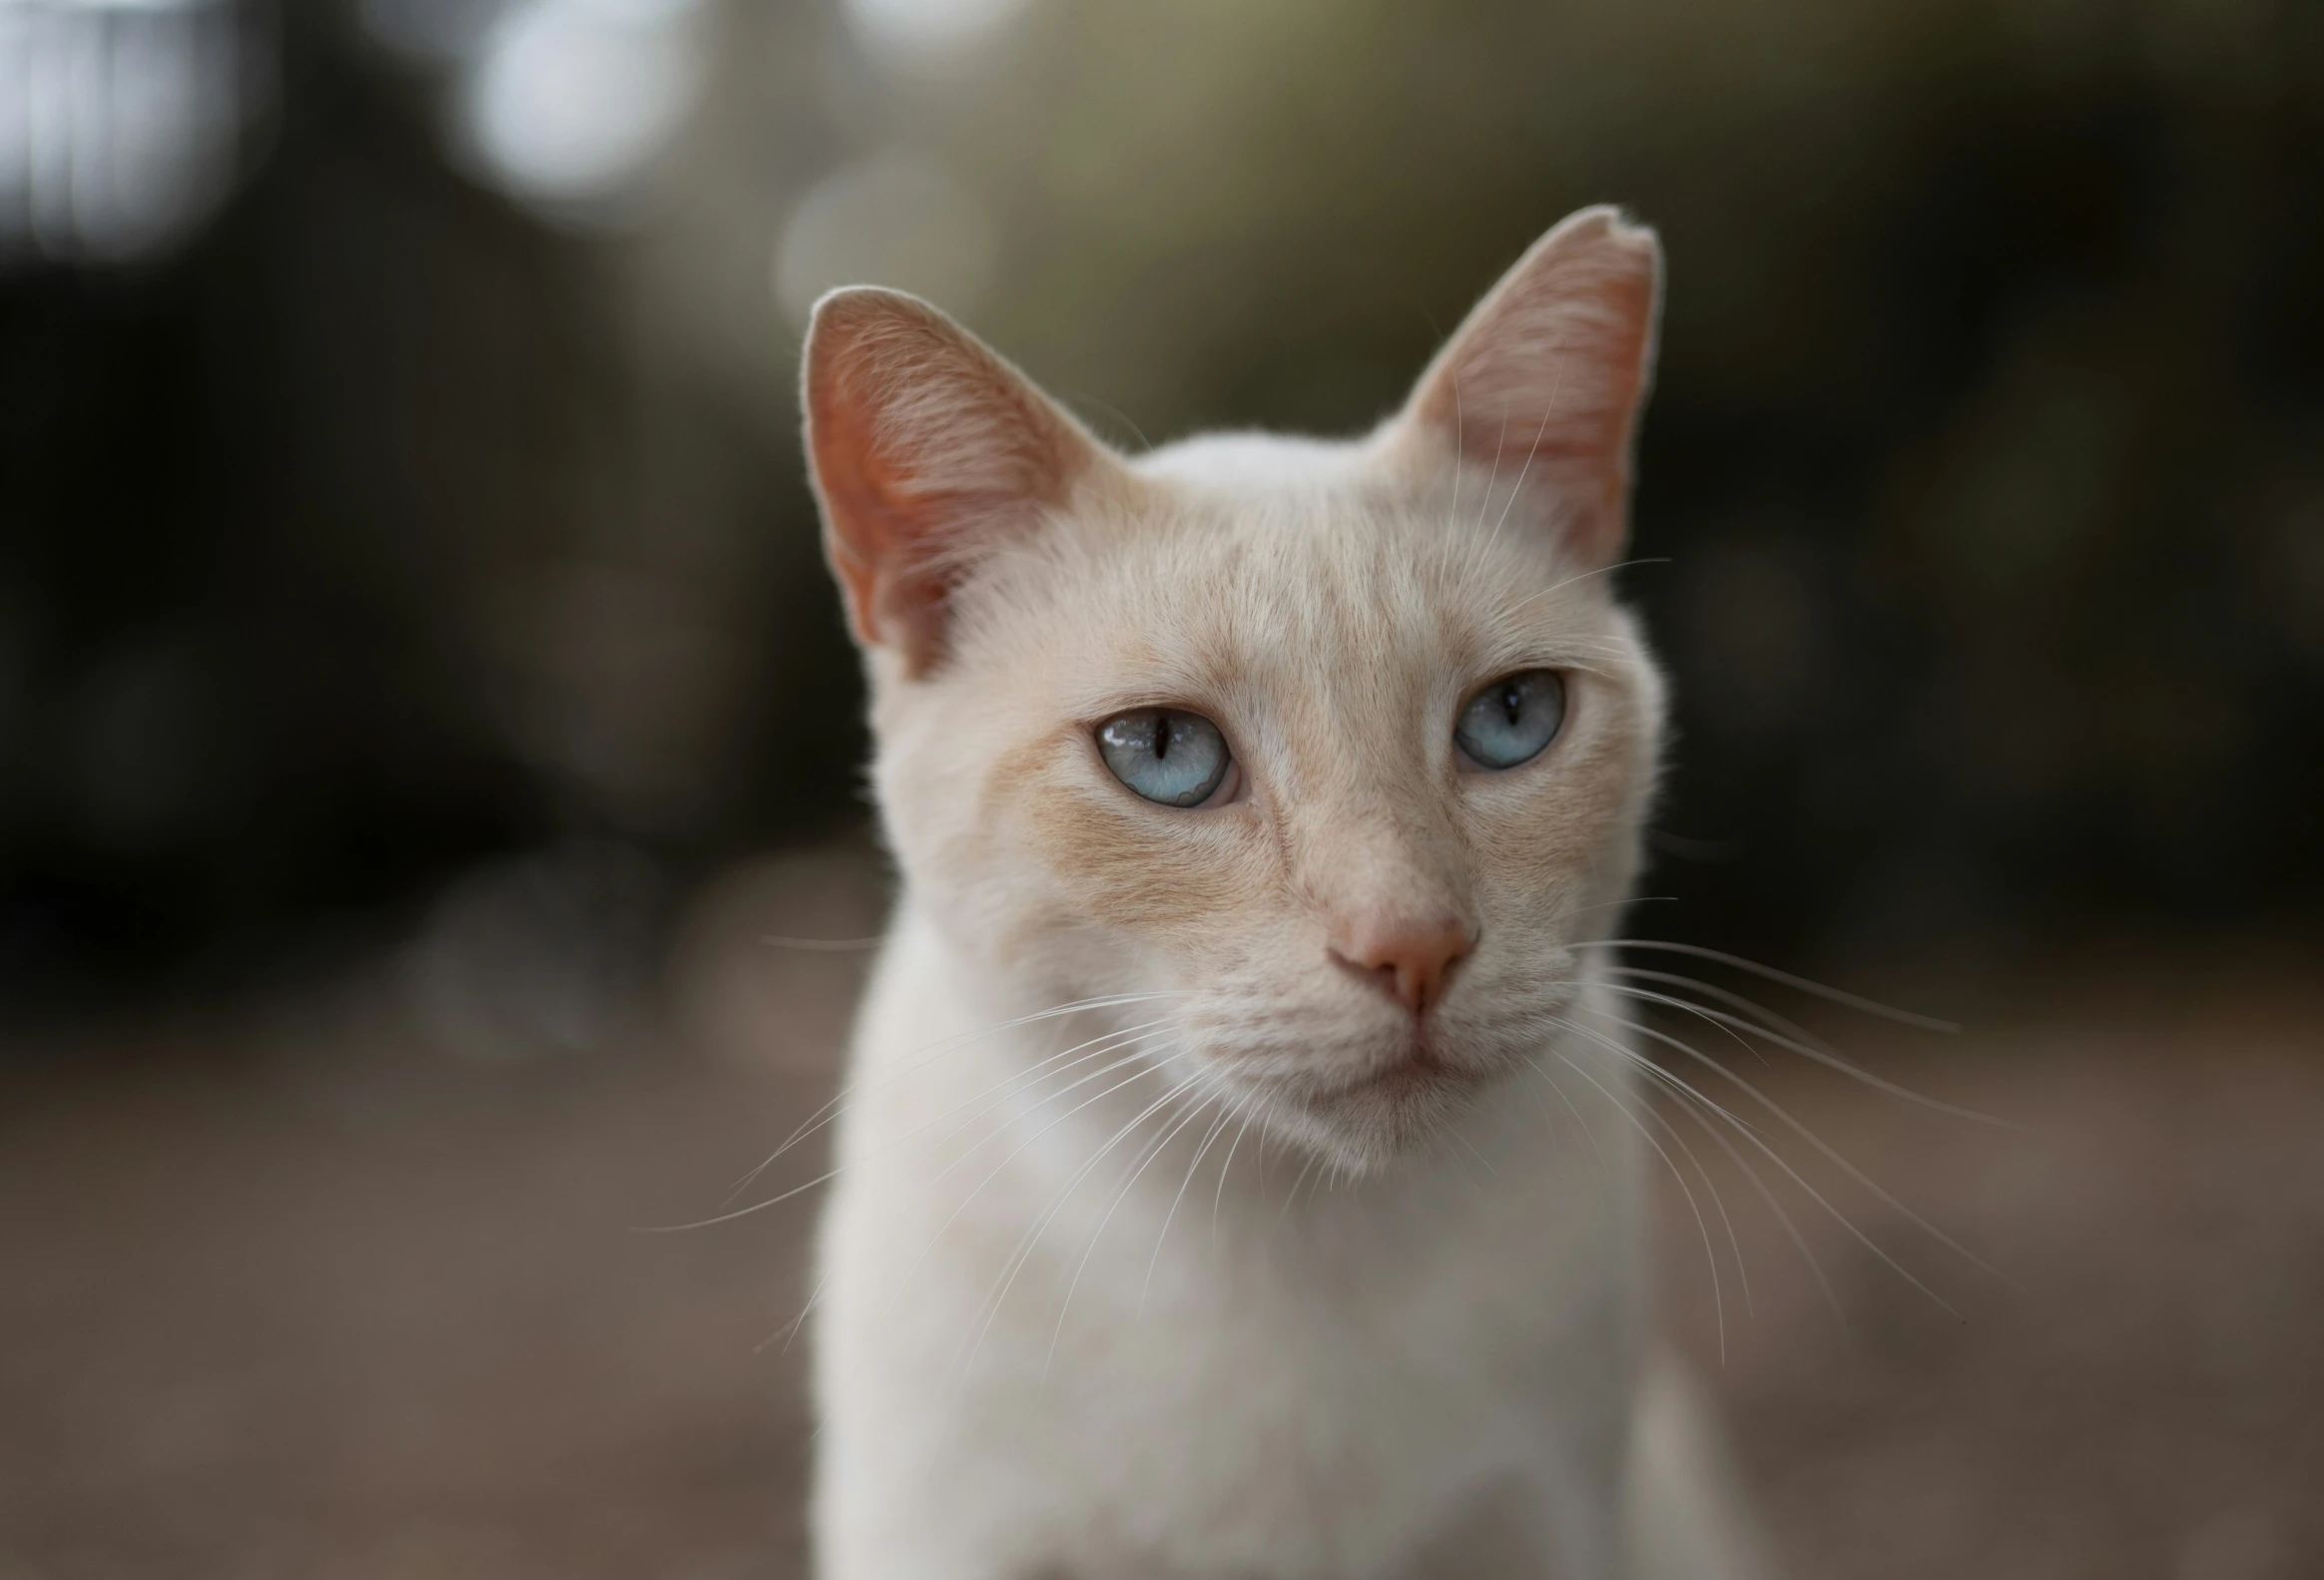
[802,287,1119,675]
[1388,206,1663,568]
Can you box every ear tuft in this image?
[802,288,1109,674]
[1393,205,1663,567]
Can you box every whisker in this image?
[1629,1056,1840,1330]
[1539,1050,1727,1362]
[641,1159,859,1234]
[1443,1130,1494,1200]
[1584,1044,1755,1317]
[905,1017,1189,1166]
[776,1034,1181,1354]
[1211,1108,1256,1245]
[1275,1152,1322,1232]
[1049,1088,1222,1372]
[1456,1128,1498,1178]
[917,1025,1185,1189]
[862,1023,1189,1205]
[1630,1068,1755,1317]
[1574,1006,1995,1307]
[1577,940,1960,1032]
[1484,366,1563,556]
[1605,965,1830,1050]
[762,934,884,951]
[963,1073,1204,1378]
[1600,972,1765,1065]
[726,991,1191,1200]
[1628,1038,1952,1317]
[756,1047,1179,1353]
[1475,414,1511,541]
[1530,1062,1606,1166]
[1142,1103,1237,1311]
[1601,978,2016,1130]
[903,1046,1182,1286]
[656,1027,1178,1235]
[1504,557,1672,616]
[1552,1017,1857,1328]
[1594,1000,2004,1276]
[761,1267,830,1355]
[1064,388,1153,453]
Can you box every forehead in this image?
[955,472,1620,722]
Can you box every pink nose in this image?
[1329,913,1474,1015]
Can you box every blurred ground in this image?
[1,842,2319,1580]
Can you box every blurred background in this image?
[1,0,2319,1575]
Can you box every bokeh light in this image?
[0,0,261,265]
[456,0,706,216]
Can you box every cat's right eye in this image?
[1096,709,1235,807]
[1454,669,1566,770]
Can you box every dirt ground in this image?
[2,850,2319,1579]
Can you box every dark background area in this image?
[2,0,2319,1575]
[4,0,2318,1011]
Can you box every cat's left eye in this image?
[1454,669,1566,771]
[1096,708,1236,807]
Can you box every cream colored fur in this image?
[802,208,1768,1579]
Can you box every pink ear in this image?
[802,288,1110,674]
[1395,206,1662,567]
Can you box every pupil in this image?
[1501,684,1522,725]
[1153,715,1170,760]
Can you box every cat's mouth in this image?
[1193,1005,1534,1161]
[1191,999,1563,1169]
[1257,1043,1483,1167]
[1331,1055,1463,1104]
[1304,1032,1483,1117]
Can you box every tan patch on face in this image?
[987,718,1278,951]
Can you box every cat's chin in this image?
[1250,1051,1497,1175]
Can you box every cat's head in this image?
[804,207,1665,1174]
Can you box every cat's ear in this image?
[1388,206,1662,567]
[803,287,1117,674]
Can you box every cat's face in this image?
[805,208,1664,1173]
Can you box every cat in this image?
[799,205,1767,1579]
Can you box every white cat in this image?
[800,206,1767,1579]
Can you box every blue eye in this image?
[1097,708,1233,806]
[1454,670,1565,770]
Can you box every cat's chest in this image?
[935,1141,1636,1564]
[981,1269,1630,1580]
